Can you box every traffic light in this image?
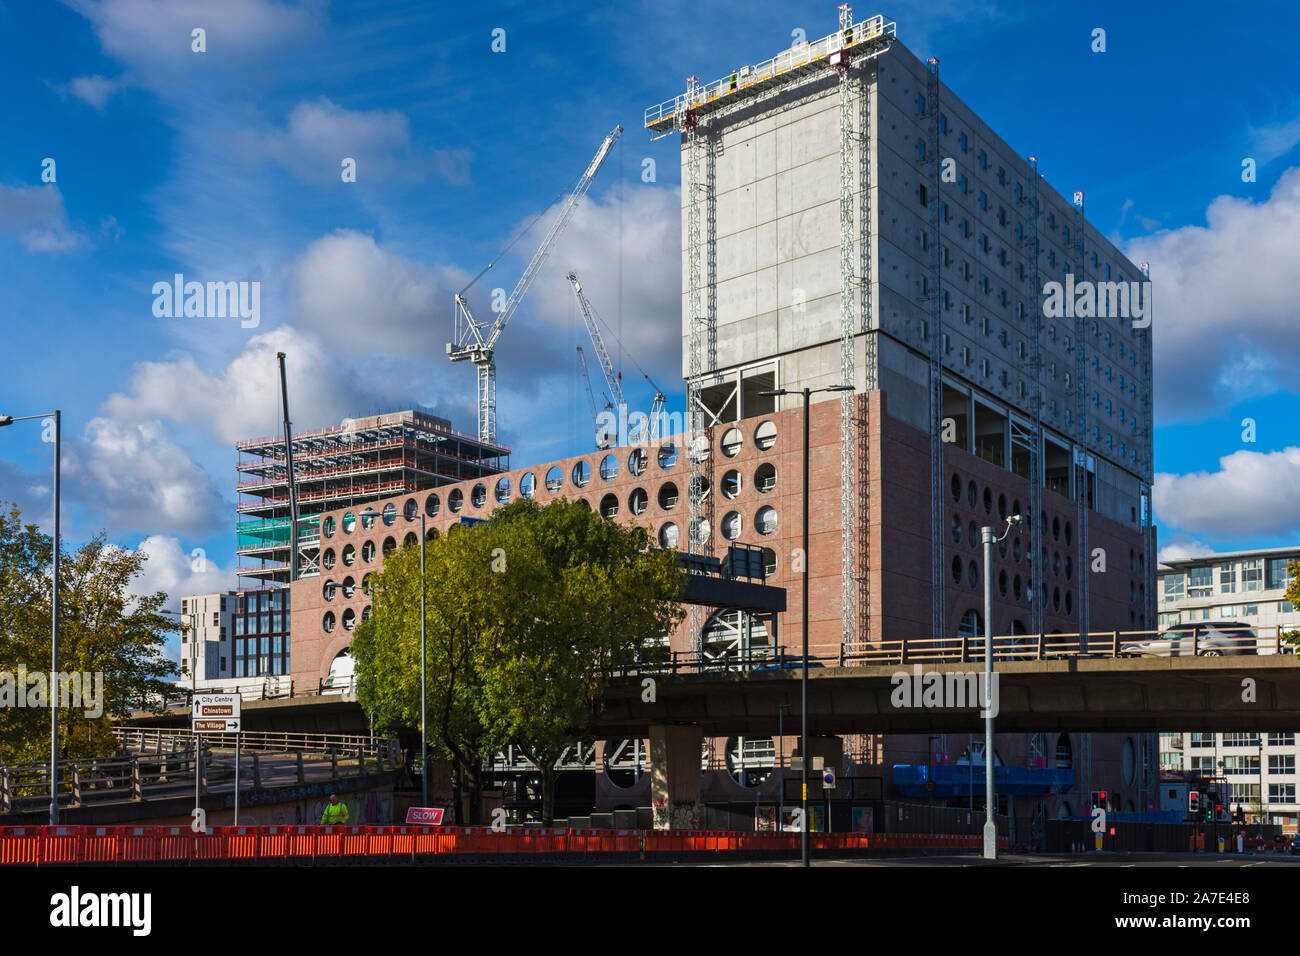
[1090,790,1108,811]
[1189,790,1200,814]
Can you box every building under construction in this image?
[235,409,508,585]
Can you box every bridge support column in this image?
[648,723,702,830]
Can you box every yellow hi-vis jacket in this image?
[321,800,350,825]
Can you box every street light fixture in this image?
[1,410,61,825]
[759,385,854,868]
[980,512,1021,860]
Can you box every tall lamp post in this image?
[760,385,854,868]
[1,410,61,825]
[981,513,1021,860]
[419,512,428,807]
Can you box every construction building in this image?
[177,591,237,687]
[235,409,508,585]
[280,9,1159,838]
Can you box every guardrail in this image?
[0,732,402,815]
[611,627,1297,675]
[135,674,357,711]
[0,825,998,865]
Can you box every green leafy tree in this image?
[352,498,684,825]
[0,504,178,764]
[1284,560,1300,656]
[475,499,683,824]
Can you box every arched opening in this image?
[701,608,772,669]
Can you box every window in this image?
[1269,784,1296,802]
[1269,755,1295,774]
[1219,564,1236,593]
[1187,566,1212,597]
[917,93,926,114]
[978,149,987,170]
[958,131,967,152]
[918,183,927,207]
[1243,559,1263,591]
[1163,574,1185,600]
[916,138,926,161]
[1267,557,1291,589]
[1243,604,1259,615]
[1269,733,1295,747]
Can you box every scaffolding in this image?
[235,409,507,584]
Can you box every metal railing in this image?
[0,730,402,816]
[134,674,357,712]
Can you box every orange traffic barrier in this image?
[340,826,368,857]
[80,826,117,864]
[413,825,440,856]
[0,827,42,865]
[41,826,81,864]
[156,826,194,862]
[287,825,316,858]
[391,825,415,857]
[195,829,227,861]
[224,826,258,860]
[368,826,393,857]
[259,826,289,859]
[120,826,156,862]
[316,826,342,856]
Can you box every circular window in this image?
[721,427,743,457]
[998,537,1008,559]
[1012,499,1021,521]
[1052,587,1061,611]
[755,505,777,536]
[403,532,417,549]
[952,555,963,583]
[323,579,337,601]
[762,547,777,576]
[997,493,1007,519]
[600,493,619,519]
[1064,521,1073,546]
[968,521,978,549]
[688,435,709,463]
[362,573,373,597]
[999,569,1008,596]
[754,463,776,493]
[722,470,742,499]
[1065,555,1073,580]
[342,544,356,567]
[404,498,418,521]
[545,467,563,491]
[572,461,591,487]
[449,488,464,513]
[688,475,709,504]
[1053,552,1062,576]
[629,488,648,515]
[951,473,962,502]
[600,454,618,481]
[382,536,396,556]
[722,511,743,540]
[754,420,777,450]
[1013,574,1023,600]
[322,516,335,538]
[1052,516,1061,541]
[495,477,511,503]
[361,508,378,530]
[657,443,678,470]
[968,561,979,588]
[360,541,374,563]
[1065,590,1073,614]
[342,512,356,534]
[658,483,679,510]
[425,494,440,517]
[967,481,978,508]
[689,517,710,545]
[323,611,336,634]
[1013,537,1022,562]
[425,527,439,542]
[629,448,648,476]
[659,522,679,548]
[341,576,355,599]
[983,487,993,515]
[520,472,536,498]
[951,514,962,544]
[342,608,356,631]
[471,484,487,508]
[361,606,371,624]
[382,503,396,526]
[323,548,336,570]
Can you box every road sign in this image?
[405,807,446,825]
[822,769,836,789]
[192,694,241,733]
[193,718,239,733]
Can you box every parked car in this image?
[1120,621,1259,658]
[754,657,826,671]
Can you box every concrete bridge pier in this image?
[649,723,702,830]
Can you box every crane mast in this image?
[567,272,624,408]
[447,126,624,445]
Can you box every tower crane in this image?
[447,125,623,446]
[576,346,614,449]
[567,272,624,409]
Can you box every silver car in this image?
[1121,621,1259,658]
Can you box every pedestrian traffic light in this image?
[1090,790,1108,811]
[1189,790,1200,814]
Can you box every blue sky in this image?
[2,0,1300,612]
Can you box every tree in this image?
[352,498,684,825]
[1284,560,1300,656]
[0,504,178,764]
[474,499,684,824]
[352,523,508,823]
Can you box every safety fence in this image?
[0,825,1000,865]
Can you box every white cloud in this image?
[1154,446,1300,539]
[60,74,124,110]
[1125,167,1300,421]
[61,417,228,538]
[129,535,235,613]
[1248,111,1300,167]
[1157,537,1217,564]
[0,183,84,252]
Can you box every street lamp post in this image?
[420,512,428,807]
[1,410,61,825]
[981,513,1021,860]
[760,385,853,868]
